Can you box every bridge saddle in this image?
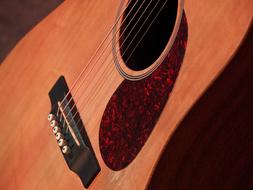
[48,76,100,188]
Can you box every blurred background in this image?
[0,0,63,63]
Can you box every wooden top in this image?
[0,0,252,189]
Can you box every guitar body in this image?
[0,0,252,189]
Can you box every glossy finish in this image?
[0,0,252,189]
[148,25,253,189]
[99,13,187,171]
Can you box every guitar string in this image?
[60,0,151,120]
[55,0,134,127]
[60,0,149,119]
[63,0,157,124]
[83,0,167,107]
[59,1,143,129]
[57,0,136,115]
[69,0,169,134]
[57,0,146,132]
[55,0,168,145]
[77,0,164,114]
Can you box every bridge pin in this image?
[55,132,64,141]
[47,114,55,122]
[53,126,61,134]
[50,120,58,128]
[58,139,67,147]
[62,145,71,154]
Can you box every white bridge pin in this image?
[48,114,55,122]
[55,132,64,141]
[58,139,67,147]
[62,145,71,154]
[50,120,58,128]
[53,126,61,134]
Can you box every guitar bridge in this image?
[48,76,100,188]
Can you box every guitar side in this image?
[0,0,252,189]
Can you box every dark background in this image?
[149,24,253,190]
[0,0,63,63]
[0,1,252,189]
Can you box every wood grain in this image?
[0,0,252,189]
[0,0,63,63]
[149,23,253,190]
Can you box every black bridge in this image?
[48,76,100,188]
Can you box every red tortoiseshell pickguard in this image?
[99,13,188,171]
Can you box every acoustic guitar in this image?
[0,0,252,189]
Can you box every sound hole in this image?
[119,0,178,71]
